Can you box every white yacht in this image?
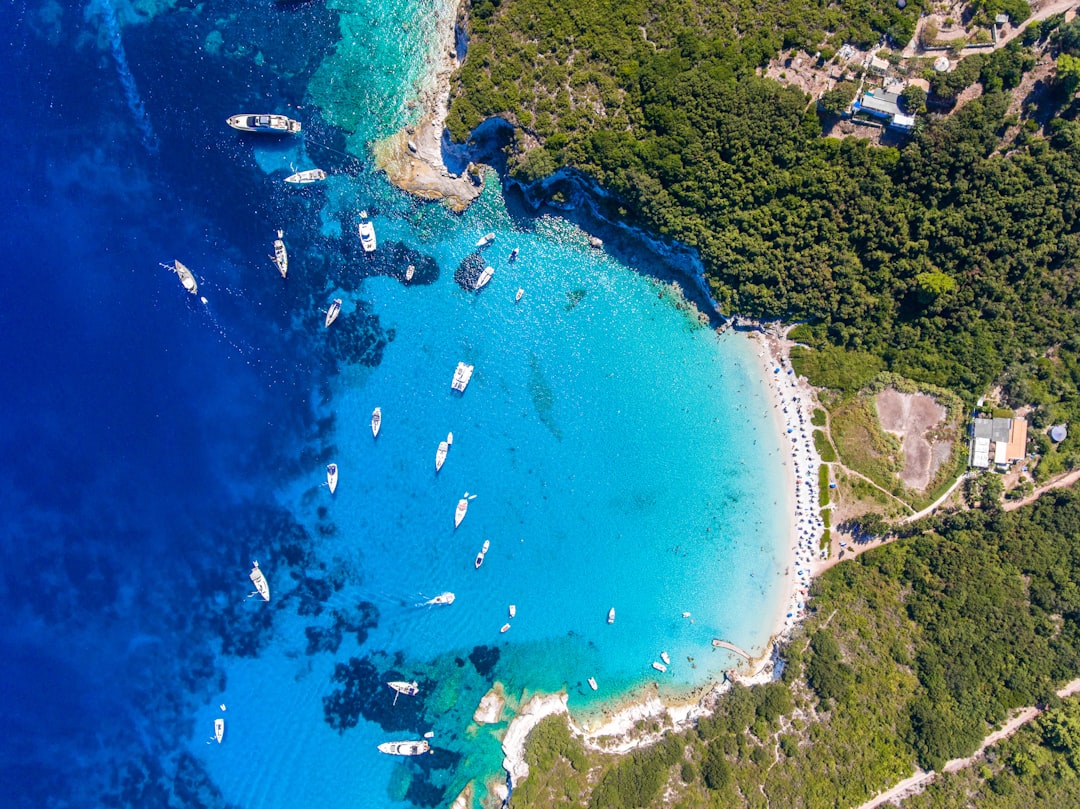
[425,592,455,606]
[371,407,382,438]
[227,113,301,134]
[607,607,615,624]
[326,463,338,494]
[661,651,671,666]
[388,680,420,697]
[285,168,326,184]
[358,211,377,253]
[435,436,450,472]
[587,677,598,691]
[509,604,516,618]
[166,260,198,295]
[325,298,342,328]
[474,540,490,569]
[214,718,224,743]
[377,740,431,756]
[451,362,474,392]
[271,230,288,278]
[405,264,415,282]
[249,561,270,602]
[455,493,474,528]
[476,232,495,248]
[515,288,524,302]
[651,661,667,673]
[474,266,494,290]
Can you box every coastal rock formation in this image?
[374,1,482,211]
[501,692,568,786]
[473,683,506,724]
[449,782,473,809]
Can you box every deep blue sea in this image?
[1,2,791,807]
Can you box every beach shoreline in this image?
[495,325,826,796]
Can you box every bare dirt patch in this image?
[876,389,948,491]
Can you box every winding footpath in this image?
[855,677,1080,809]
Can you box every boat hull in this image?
[227,114,301,134]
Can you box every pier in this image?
[711,639,752,661]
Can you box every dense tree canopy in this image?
[450,1,1080,401]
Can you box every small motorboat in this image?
[285,168,327,184]
[509,604,516,618]
[377,740,431,756]
[476,232,495,248]
[435,436,450,472]
[500,623,510,633]
[249,561,270,602]
[474,266,494,290]
[515,288,524,303]
[371,407,382,438]
[165,260,198,295]
[607,607,615,624]
[214,718,224,743]
[326,463,338,494]
[325,298,342,328]
[425,592,455,606]
[405,264,415,282]
[358,211,377,253]
[587,677,598,691]
[454,492,475,528]
[226,113,301,134]
[451,362,474,392]
[271,230,288,278]
[474,540,490,569]
[508,247,519,262]
[661,651,671,666]
[651,662,667,673]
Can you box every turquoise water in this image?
[194,183,791,808]
[2,2,791,807]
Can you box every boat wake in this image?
[94,0,159,154]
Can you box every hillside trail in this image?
[853,677,1080,809]
[901,0,1079,59]
[1004,467,1080,511]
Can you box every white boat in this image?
[285,168,327,184]
[371,407,382,438]
[661,651,671,666]
[454,492,475,528]
[227,113,301,134]
[651,662,667,673]
[388,680,420,697]
[474,266,494,290]
[500,623,510,633]
[405,264,415,282]
[249,561,270,602]
[509,247,519,261]
[358,211,377,253]
[377,740,431,756]
[435,437,449,472]
[214,718,224,743]
[474,540,490,569]
[607,608,615,624]
[509,604,516,618]
[515,288,524,302]
[587,677,598,691]
[476,232,495,248]
[451,362,474,392]
[166,260,198,295]
[425,592,455,606]
[325,298,342,328]
[271,230,288,278]
[327,463,338,494]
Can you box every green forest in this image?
[508,490,1080,808]
[448,4,1080,421]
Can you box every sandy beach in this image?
[494,325,827,795]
